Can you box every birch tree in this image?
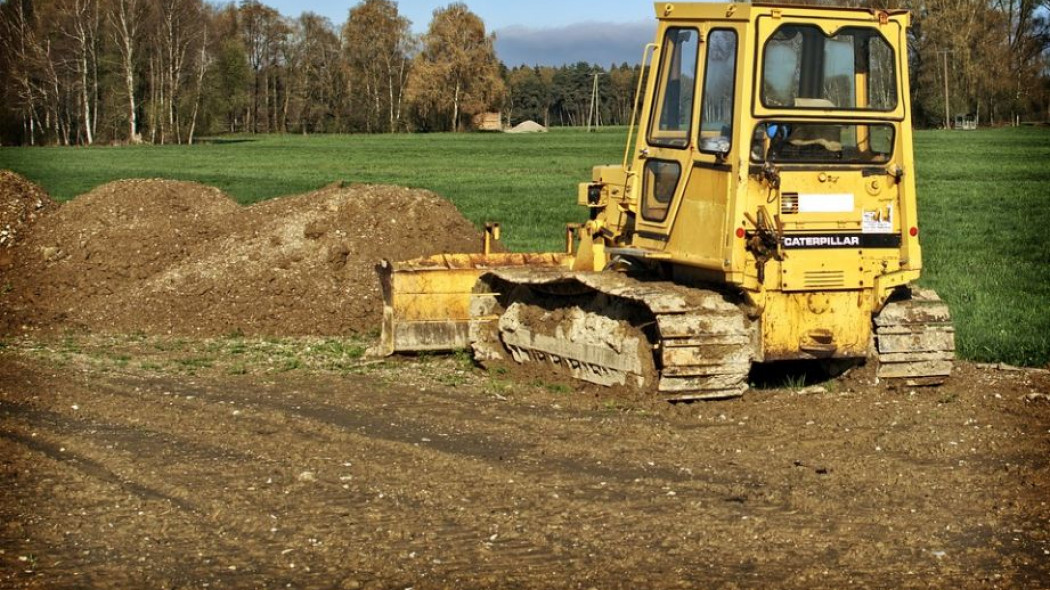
[404,3,505,132]
[343,0,414,133]
[58,0,101,144]
[0,0,42,144]
[108,0,144,142]
[238,1,287,133]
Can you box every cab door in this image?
[665,27,741,270]
[632,26,702,250]
[633,25,741,269]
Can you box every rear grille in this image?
[803,270,846,289]
[781,192,799,215]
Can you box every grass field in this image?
[913,127,1050,367]
[1,127,1048,366]
[0,131,615,252]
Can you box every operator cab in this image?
[625,3,917,303]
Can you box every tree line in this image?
[904,0,1050,127]
[1,0,1047,146]
[0,0,510,144]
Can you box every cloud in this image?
[494,21,654,68]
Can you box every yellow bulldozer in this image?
[376,2,955,400]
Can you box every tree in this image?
[185,4,215,145]
[506,66,539,126]
[608,63,641,126]
[1,0,1047,145]
[295,13,346,133]
[908,0,1048,126]
[107,0,145,143]
[0,0,44,144]
[210,6,251,132]
[404,3,505,131]
[57,0,102,145]
[551,62,597,127]
[343,0,414,133]
[152,0,207,143]
[238,0,286,133]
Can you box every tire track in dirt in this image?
[1,364,582,584]
[0,400,253,465]
[61,372,850,585]
[0,368,374,586]
[96,376,590,582]
[97,369,795,531]
[0,435,311,589]
[0,427,195,512]
[2,352,1048,588]
[2,360,770,585]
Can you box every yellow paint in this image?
[609,3,919,360]
[378,253,572,353]
[760,290,873,361]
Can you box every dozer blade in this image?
[375,252,573,355]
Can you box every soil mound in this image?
[0,171,57,271]
[1,177,485,337]
[126,183,482,336]
[46,179,240,278]
[507,120,547,134]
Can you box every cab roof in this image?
[652,2,909,22]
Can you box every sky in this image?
[261,0,659,66]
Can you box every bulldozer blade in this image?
[375,252,573,356]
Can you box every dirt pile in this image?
[506,120,548,133]
[0,171,57,271]
[1,175,485,337]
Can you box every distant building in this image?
[954,113,977,130]
[473,112,503,132]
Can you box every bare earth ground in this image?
[0,340,1048,589]
[0,172,1048,588]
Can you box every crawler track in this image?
[472,270,756,400]
[874,288,955,385]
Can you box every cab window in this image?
[649,28,699,148]
[699,29,738,155]
[750,122,895,164]
[641,160,681,222]
[761,25,897,111]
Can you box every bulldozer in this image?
[376,2,955,400]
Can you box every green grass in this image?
[0,129,623,252]
[914,127,1050,366]
[2,127,1048,366]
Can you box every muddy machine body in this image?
[378,3,954,399]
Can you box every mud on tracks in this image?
[0,174,486,337]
